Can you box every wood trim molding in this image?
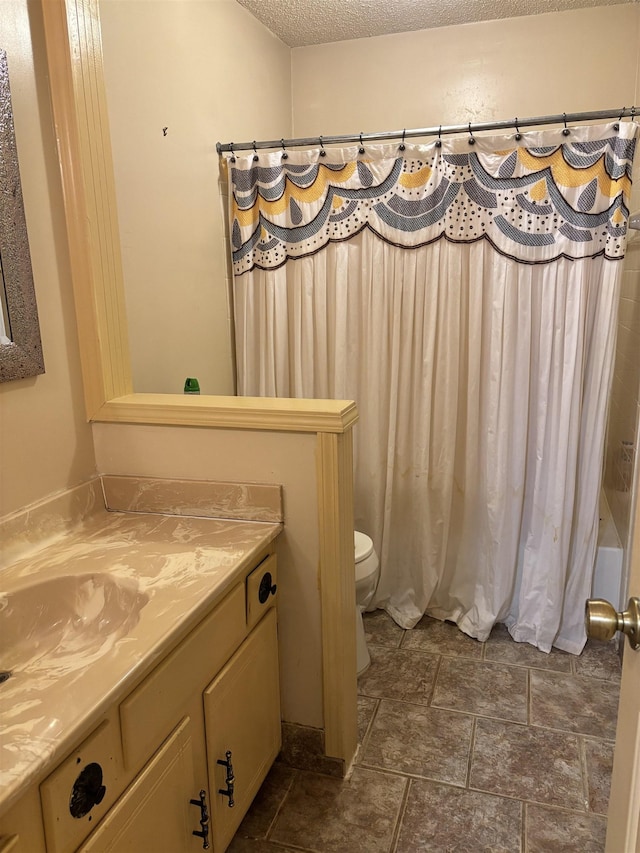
[40,0,132,417]
[95,394,359,434]
[316,431,358,766]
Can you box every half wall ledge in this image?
[93,393,359,434]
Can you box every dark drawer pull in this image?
[190,789,210,849]
[258,572,277,604]
[217,750,235,807]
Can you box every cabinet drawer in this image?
[78,719,198,853]
[120,583,246,770]
[246,553,277,629]
[40,718,123,853]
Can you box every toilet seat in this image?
[355,532,377,583]
[354,531,374,563]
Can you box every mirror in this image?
[0,48,44,382]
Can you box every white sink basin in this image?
[0,573,149,674]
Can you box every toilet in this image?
[354,530,380,675]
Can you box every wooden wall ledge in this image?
[94,393,359,434]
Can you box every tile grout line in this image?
[358,684,618,742]
[465,778,594,813]
[263,768,299,843]
[466,715,478,790]
[388,775,412,853]
[358,696,381,753]
[579,735,591,813]
[355,760,438,784]
[366,638,576,675]
[358,690,536,729]
[427,653,444,706]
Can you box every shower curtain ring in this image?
[229,142,236,163]
[435,125,442,148]
[319,135,326,157]
[562,113,570,136]
[359,133,365,155]
[514,118,522,141]
[252,141,259,162]
[281,138,288,159]
[468,122,475,145]
[399,129,406,152]
[614,106,626,131]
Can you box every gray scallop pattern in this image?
[289,198,303,225]
[515,193,554,216]
[560,223,592,242]
[357,161,374,188]
[498,151,518,178]
[578,179,598,212]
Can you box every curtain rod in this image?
[216,107,637,154]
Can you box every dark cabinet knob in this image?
[69,762,106,818]
[258,572,277,604]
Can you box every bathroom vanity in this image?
[0,505,282,853]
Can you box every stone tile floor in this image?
[228,611,621,852]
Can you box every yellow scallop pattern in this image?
[530,179,548,202]
[399,165,432,188]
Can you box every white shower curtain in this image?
[227,122,637,654]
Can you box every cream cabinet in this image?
[0,548,280,853]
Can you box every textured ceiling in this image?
[235,0,630,47]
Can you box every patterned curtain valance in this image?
[227,122,637,273]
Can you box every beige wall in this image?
[0,0,96,519]
[99,0,292,396]
[291,5,639,136]
[92,422,324,729]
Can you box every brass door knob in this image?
[585,597,640,650]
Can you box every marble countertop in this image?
[0,508,281,816]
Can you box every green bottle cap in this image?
[184,377,200,394]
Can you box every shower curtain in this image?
[226,122,637,654]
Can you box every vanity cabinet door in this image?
[77,718,203,853]
[204,607,281,852]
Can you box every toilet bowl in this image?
[354,531,380,675]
